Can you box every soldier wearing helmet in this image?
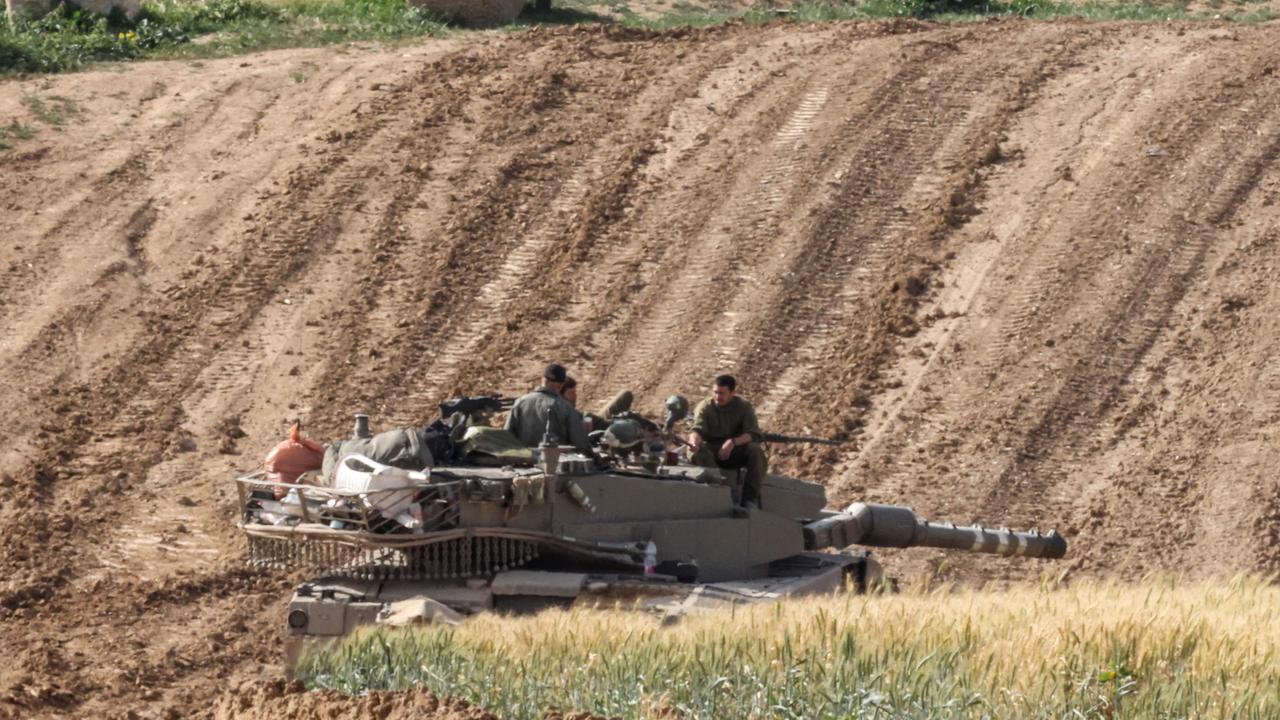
[687,374,767,508]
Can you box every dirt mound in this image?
[215,681,496,720]
[1,16,1279,719]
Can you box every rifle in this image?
[439,395,515,420]
[762,432,844,446]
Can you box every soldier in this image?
[561,376,599,436]
[687,374,768,508]
[563,377,632,433]
[505,363,595,457]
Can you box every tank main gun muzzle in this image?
[805,502,1067,559]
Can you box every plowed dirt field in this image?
[2,17,1280,719]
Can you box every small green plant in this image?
[0,120,39,150]
[290,61,316,83]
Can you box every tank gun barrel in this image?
[805,502,1067,559]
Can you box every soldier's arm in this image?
[738,402,764,444]
[559,403,595,457]
[688,400,709,449]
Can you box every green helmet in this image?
[663,395,689,429]
[603,419,644,450]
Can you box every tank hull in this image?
[282,550,881,674]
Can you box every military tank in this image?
[236,400,1066,665]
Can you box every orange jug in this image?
[263,422,324,493]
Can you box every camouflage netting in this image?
[408,0,526,26]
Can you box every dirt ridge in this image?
[1,18,1279,718]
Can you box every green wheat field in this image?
[297,575,1280,719]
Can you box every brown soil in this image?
[214,680,497,720]
[1,17,1279,719]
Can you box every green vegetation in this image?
[1,0,1275,75]
[298,577,1280,719]
[21,92,81,126]
[0,0,446,73]
[0,119,38,148]
[554,0,1274,27]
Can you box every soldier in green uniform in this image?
[563,377,603,434]
[687,374,768,508]
[504,363,594,457]
[563,378,633,433]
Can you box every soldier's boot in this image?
[741,443,768,509]
[600,390,634,420]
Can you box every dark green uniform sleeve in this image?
[738,399,763,443]
[559,402,595,457]
[690,398,713,438]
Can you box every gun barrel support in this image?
[804,502,1067,559]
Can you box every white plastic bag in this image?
[333,454,428,520]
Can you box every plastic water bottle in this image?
[644,540,657,575]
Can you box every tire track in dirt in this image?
[814,30,1114,476]
[491,31,806,403]
[983,119,1274,515]
[361,30,803,420]
[313,42,653,427]
[824,33,1221,513]
[746,34,1000,423]
[974,44,1194,374]
[0,66,375,481]
[581,26,930,402]
[550,30,839,399]
[691,84,833,370]
[614,81,830,382]
[976,73,1280,531]
[0,75,247,337]
[4,53,465,584]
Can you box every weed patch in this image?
[22,92,82,127]
[0,120,39,149]
[0,0,447,74]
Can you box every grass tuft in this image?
[298,576,1280,719]
[0,119,39,149]
[21,92,82,126]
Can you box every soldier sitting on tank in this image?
[563,377,634,434]
[687,374,768,508]
[505,363,596,458]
